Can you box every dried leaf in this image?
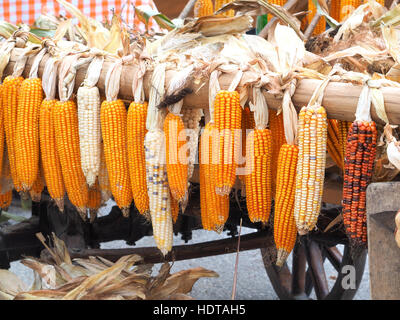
[0,270,27,297]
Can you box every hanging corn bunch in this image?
[39,56,65,211]
[145,63,173,255]
[77,55,104,188]
[343,85,377,248]
[200,122,230,232]
[101,60,133,217]
[53,55,89,218]
[15,47,46,192]
[245,88,273,224]
[274,81,299,266]
[194,0,214,17]
[308,0,326,35]
[294,77,330,235]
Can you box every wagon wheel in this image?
[260,237,367,300]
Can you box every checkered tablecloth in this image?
[0,0,161,32]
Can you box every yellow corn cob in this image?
[171,191,180,223]
[15,77,43,191]
[340,0,362,21]
[194,0,214,17]
[200,122,230,232]
[2,76,24,192]
[39,99,65,211]
[269,109,287,196]
[145,129,173,256]
[0,190,12,211]
[215,0,234,16]
[29,165,44,203]
[337,120,352,170]
[98,142,112,203]
[88,180,102,223]
[267,0,286,21]
[245,129,273,223]
[274,144,299,266]
[101,100,133,217]
[53,100,88,216]
[127,102,149,216]
[330,0,341,21]
[0,84,4,179]
[77,85,101,187]
[308,0,326,35]
[327,119,343,170]
[294,106,328,235]
[213,90,242,196]
[238,107,255,183]
[164,112,188,203]
[181,107,203,179]
[374,0,385,5]
[0,148,13,196]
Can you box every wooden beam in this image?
[5,48,400,124]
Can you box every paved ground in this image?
[3,201,371,300]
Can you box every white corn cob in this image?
[77,85,101,187]
[145,129,173,256]
[181,107,203,179]
[294,106,327,235]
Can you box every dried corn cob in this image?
[308,0,326,35]
[213,90,242,196]
[53,100,88,217]
[0,191,12,211]
[194,0,213,17]
[101,99,133,216]
[181,107,203,179]
[127,102,149,217]
[294,105,328,234]
[2,76,24,192]
[274,144,299,266]
[245,129,273,223]
[337,120,352,169]
[15,77,43,191]
[171,191,180,223]
[340,0,362,21]
[215,0,234,16]
[269,109,287,195]
[0,84,4,179]
[88,180,102,223]
[145,129,173,255]
[343,120,377,247]
[330,0,341,21]
[238,107,255,183]
[200,122,230,232]
[327,119,344,170]
[39,99,65,211]
[0,148,13,196]
[98,142,112,203]
[164,112,188,203]
[77,85,101,187]
[29,165,44,203]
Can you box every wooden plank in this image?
[367,182,400,300]
[5,48,400,124]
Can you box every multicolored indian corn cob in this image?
[269,109,286,195]
[215,0,234,16]
[2,76,24,192]
[77,85,101,187]
[274,144,299,266]
[245,129,273,224]
[53,100,88,216]
[294,105,328,235]
[340,0,362,21]
[308,0,326,35]
[145,129,173,255]
[164,112,188,203]
[39,99,65,211]
[194,0,214,17]
[15,77,43,191]
[342,120,377,247]
[127,102,149,216]
[213,90,242,196]
[327,119,344,170]
[101,99,133,217]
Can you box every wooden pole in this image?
[5,48,400,124]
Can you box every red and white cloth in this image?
[0,0,161,33]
